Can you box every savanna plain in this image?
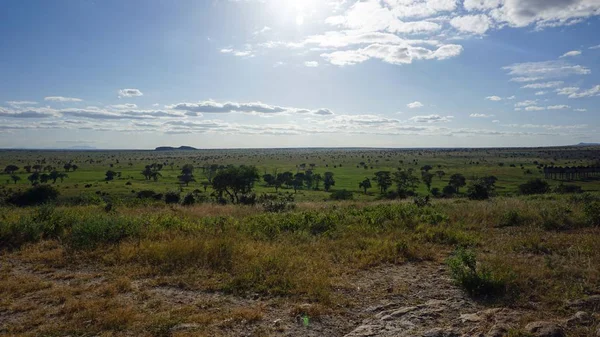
[1,146,599,337]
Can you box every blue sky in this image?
[1,0,599,149]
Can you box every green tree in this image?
[421,172,434,191]
[359,178,372,194]
[10,174,21,184]
[24,165,32,173]
[373,171,392,194]
[40,173,50,184]
[105,170,118,181]
[4,165,19,174]
[150,171,162,182]
[27,172,40,185]
[449,173,466,193]
[393,169,419,197]
[212,165,260,203]
[178,173,196,186]
[312,173,322,190]
[436,170,445,180]
[323,172,335,192]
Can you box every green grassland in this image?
[1,146,599,203]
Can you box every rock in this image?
[486,325,508,337]
[170,323,201,332]
[460,312,482,323]
[273,319,282,327]
[525,321,565,337]
[422,327,459,337]
[566,311,592,326]
[568,295,600,311]
[345,324,381,336]
[379,306,417,321]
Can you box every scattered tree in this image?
[323,172,335,192]
[359,178,372,194]
[373,171,392,194]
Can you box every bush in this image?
[69,215,142,249]
[413,195,430,207]
[584,201,600,227]
[137,190,158,199]
[239,193,258,206]
[553,184,583,194]
[499,210,524,227]
[442,185,456,197]
[430,187,440,197]
[164,191,180,204]
[447,248,511,298]
[181,193,196,206]
[467,183,490,200]
[6,185,60,206]
[519,179,549,195]
[330,189,353,201]
[259,193,295,213]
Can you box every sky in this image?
[1,0,599,149]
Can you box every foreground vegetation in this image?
[1,193,599,335]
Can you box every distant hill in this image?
[155,146,198,151]
[574,142,600,147]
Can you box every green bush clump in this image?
[0,205,75,249]
[6,185,60,207]
[518,179,549,195]
[164,191,180,204]
[447,248,512,298]
[330,189,353,201]
[583,201,600,227]
[68,215,143,249]
[499,210,524,227]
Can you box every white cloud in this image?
[304,61,319,67]
[118,89,143,98]
[503,61,590,80]
[560,50,582,58]
[568,84,600,98]
[167,100,335,116]
[321,43,462,66]
[547,105,570,110]
[590,44,600,50]
[253,26,271,35]
[521,81,563,89]
[525,106,545,111]
[409,114,453,123]
[556,87,580,96]
[44,96,83,102]
[450,14,492,34]
[407,101,424,108]
[463,0,501,11]
[470,113,494,118]
[534,91,547,96]
[109,103,138,109]
[489,0,600,29]
[574,108,587,112]
[485,96,502,101]
[0,107,59,118]
[506,96,516,100]
[515,100,538,107]
[6,101,38,107]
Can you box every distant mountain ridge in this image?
[574,142,600,147]
[154,146,198,151]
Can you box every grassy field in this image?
[1,146,599,203]
[1,147,600,336]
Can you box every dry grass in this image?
[1,194,599,335]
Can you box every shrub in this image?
[518,179,549,195]
[6,185,60,206]
[539,206,575,230]
[442,185,456,197]
[553,184,583,194]
[498,210,524,227]
[330,189,353,201]
[68,215,142,249]
[164,191,180,204]
[136,190,158,199]
[467,183,490,200]
[413,195,430,207]
[259,193,295,213]
[181,193,196,206]
[583,201,600,227]
[447,248,511,298]
[239,193,257,206]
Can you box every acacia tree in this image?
[4,165,19,174]
[421,172,434,191]
[373,171,392,194]
[28,172,40,185]
[323,172,335,192]
[359,178,372,194]
[448,173,466,193]
[10,175,21,184]
[312,173,322,190]
[24,165,32,173]
[436,170,446,180]
[211,165,260,203]
[105,170,118,181]
[393,168,419,198]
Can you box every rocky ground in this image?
[1,255,598,336]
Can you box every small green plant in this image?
[447,248,510,298]
[499,210,524,227]
[583,201,600,227]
